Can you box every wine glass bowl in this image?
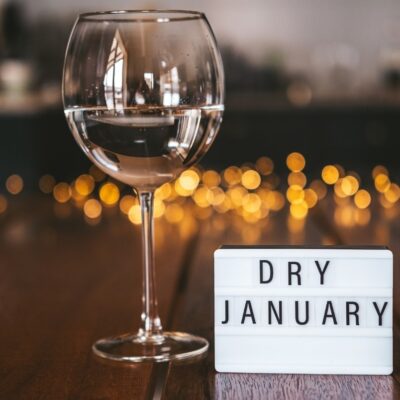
[63,10,224,191]
[63,10,224,363]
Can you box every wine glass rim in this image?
[79,9,206,22]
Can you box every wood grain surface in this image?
[0,196,399,399]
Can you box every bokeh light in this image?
[286,152,305,172]
[241,170,261,190]
[119,195,137,215]
[202,170,221,187]
[374,173,390,193]
[290,201,308,219]
[354,190,371,209]
[256,157,274,175]
[6,174,23,195]
[223,166,242,186]
[179,170,200,191]
[288,172,307,188]
[286,185,305,204]
[53,182,71,203]
[321,165,339,185]
[83,198,102,219]
[99,182,120,206]
[74,174,95,196]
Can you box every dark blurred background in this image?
[2,0,400,191]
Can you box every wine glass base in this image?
[92,331,209,363]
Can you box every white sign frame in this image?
[214,246,393,375]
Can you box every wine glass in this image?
[62,10,224,363]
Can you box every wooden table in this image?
[1,196,399,399]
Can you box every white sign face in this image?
[214,246,392,375]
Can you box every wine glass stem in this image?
[138,190,163,340]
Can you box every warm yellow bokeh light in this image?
[99,182,120,206]
[208,187,225,206]
[341,175,359,196]
[53,182,71,203]
[227,186,247,208]
[128,204,142,224]
[374,174,390,193]
[6,174,23,195]
[155,183,172,200]
[153,198,165,218]
[179,170,200,191]
[241,170,261,190]
[286,152,305,172]
[242,193,262,213]
[269,191,285,211]
[215,196,233,213]
[74,174,95,196]
[321,165,339,185]
[256,157,274,175]
[175,179,193,197]
[286,185,305,204]
[223,166,242,186]
[193,186,212,208]
[288,172,307,188]
[83,198,102,219]
[334,179,347,198]
[119,195,137,214]
[202,170,221,187]
[304,188,318,208]
[354,189,371,209]
[39,174,56,194]
[290,201,308,219]
[384,183,400,203]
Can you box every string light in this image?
[7,153,400,232]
